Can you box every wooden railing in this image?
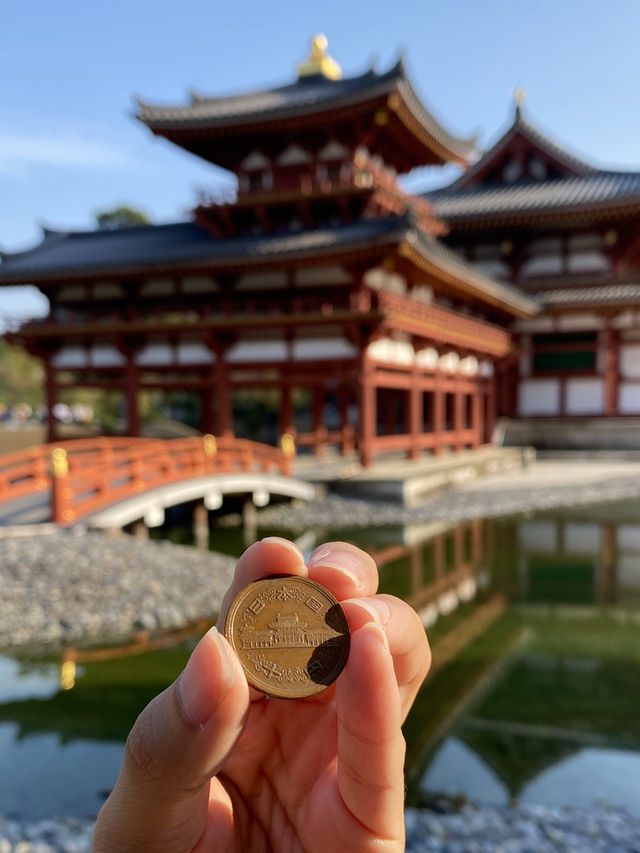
[0,435,293,526]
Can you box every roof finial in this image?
[513,86,526,121]
[298,34,342,80]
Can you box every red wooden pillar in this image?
[472,382,483,448]
[215,356,233,437]
[312,387,327,455]
[358,348,376,467]
[431,371,444,456]
[201,386,214,435]
[339,386,354,454]
[281,382,295,438]
[603,327,620,415]
[44,358,58,444]
[485,376,496,444]
[408,367,421,460]
[125,355,140,436]
[454,375,464,452]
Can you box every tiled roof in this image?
[136,60,477,163]
[428,171,640,222]
[540,282,640,306]
[0,219,403,281]
[0,215,536,317]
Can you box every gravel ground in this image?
[405,803,640,853]
[1,803,639,852]
[0,531,235,651]
[255,461,640,530]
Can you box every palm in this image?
[217,693,354,852]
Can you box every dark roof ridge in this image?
[138,60,405,113]
[441,109,596,192]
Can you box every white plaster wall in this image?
[363,268,406,293]
[293,338,357,360]
[617,525,640,550]
[439,352,460,373]
[415,347,439,369]
[459,356,479,375]
[612,311,640,329]
[52,346,89,368]
[90,345,126,367]
[513,317,555,333]
[135,343,173,366]
[368,338,414,365]
[564,522,602,554]
[518,379,560,415]
[176,343,215,365]
[565,378,604,415]
[566,251,610,274]
[227,340,288,362]
[620,344,640,379]
[619,382,640,414]
[518,520,558,553]
[557,313,604,331]
[520,255,563,277]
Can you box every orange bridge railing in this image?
[0,435,294,527]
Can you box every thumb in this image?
[94,626,249,853]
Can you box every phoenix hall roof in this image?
[0,215,537,318]
[136,59,478,170]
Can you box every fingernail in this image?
[177,627,235,726]
[350,597,392,625]
[261,536,304,561]
[307,548,368,587]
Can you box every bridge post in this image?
[193,501,209,549]
[242,499,257,547]
[131,520,149,540]
[51,448,75,525]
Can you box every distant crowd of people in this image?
[0,402,95,427]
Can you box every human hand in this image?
[94,537,431,852]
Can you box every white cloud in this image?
[0,130,129,176]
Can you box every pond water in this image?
[2,500,640,820]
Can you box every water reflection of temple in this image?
[374,507,640,808]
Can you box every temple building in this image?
[428,95,640,447]
[0,39,543,463]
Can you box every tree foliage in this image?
[95,205,151,230]
[0,339,44,408]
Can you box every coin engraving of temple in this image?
[2,37,640,458]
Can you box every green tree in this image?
[95,205,151,230]
[0,339,43,408]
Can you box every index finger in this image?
[216,537,308,628]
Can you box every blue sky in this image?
[2,0,640,324]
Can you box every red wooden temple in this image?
[428,93,640,443]
[0,38,546,464]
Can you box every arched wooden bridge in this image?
[0,435,315,528]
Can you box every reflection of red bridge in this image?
[0,435,313,528]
